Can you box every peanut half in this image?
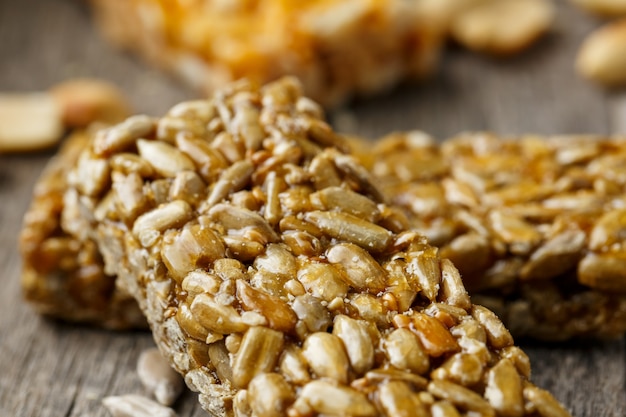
[450,0,555,56]
[569,0,626,17]
[577,19,626,87]
[0,93,64,153]
[50,78,131,128]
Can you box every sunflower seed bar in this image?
[19,129,145,329]
[20,124,626,340]
[89,0,442,107]
[362,131,626,340]
[66,78,571,416]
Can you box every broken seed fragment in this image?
[102,394,178,417]
[137,347,184,406]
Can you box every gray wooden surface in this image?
[0,0,625,416]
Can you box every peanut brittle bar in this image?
[89,0,442,107]
[62,77,571,416]
[362,131,626,340]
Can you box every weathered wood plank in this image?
[526,339,626,416]
[0,0,625,416]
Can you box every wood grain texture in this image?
[0,0,624,416]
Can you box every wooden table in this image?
[1,0,624,416]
